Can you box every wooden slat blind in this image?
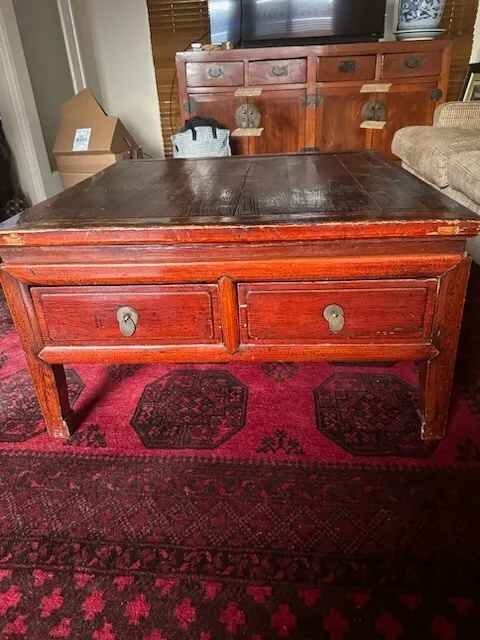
[441,0,479,100]
[146,0,210,157]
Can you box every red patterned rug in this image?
[1,268,480,639]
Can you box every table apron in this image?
[39,343,439,365]
[2,253,464,285]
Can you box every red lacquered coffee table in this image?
[0,152,478,439]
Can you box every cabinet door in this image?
[315,87,368,152]
[371,82,438,159]
[187,92,248,155]
[249,89,307,155]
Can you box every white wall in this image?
[13,0,75,169]
[71,0,164,158]
[0,0,64,204]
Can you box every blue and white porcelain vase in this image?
[397,0,447,31]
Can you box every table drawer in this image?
[317,55,376,81]
[32,285,221,345]
[238,280,436,344]
[381,51,442,78]
[186,61,244,87]
[249,59,307,85]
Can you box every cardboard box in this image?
[53,89,142,189]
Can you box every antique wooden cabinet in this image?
[176,40,452,157]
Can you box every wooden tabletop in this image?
[1,152,479,246]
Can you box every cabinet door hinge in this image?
[429,88,443,102]
[183,99,197,114]
[300,94,323,107]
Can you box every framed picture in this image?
[460,63,480,101]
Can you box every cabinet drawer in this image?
[238,280,436,344]
[32,285,221,345]
[381,51,442,78]
[249,59,307,85]
[317,55,376,81]
[186,62,244,87]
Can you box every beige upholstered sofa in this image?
[392,102,480,260]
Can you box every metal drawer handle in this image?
[338,60,356,73]
[117,306,139,337]
[207,66,224,78]
[323,304,344,334]
[403,56,421,70]
[271,65,288,77]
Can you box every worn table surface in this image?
[0,152,478,246]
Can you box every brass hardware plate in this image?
[300,94,323,107]
[235,104,261,129]
[234,87,262,97]
[360,83,392,93]
[361,100,388,123]
[360,120,386,129]
[231,128,264,137]
[183,99,197,114]
[117,306,139,337]
[323,304,345,334]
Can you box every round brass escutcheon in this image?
[117,306,139,337]
[323,304,345,334]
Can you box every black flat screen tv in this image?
[208,0,387,47]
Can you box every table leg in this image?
[0,270,72,438]
[419,257,471,440]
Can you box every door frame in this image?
[0,0,85,204]
[57,0,87,93]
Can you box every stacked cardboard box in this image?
[53,89,141,189]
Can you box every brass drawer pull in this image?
[117,306,139,337]
[323,304,344,334]
[207,66,224,78]
[338,60,356,73]
[403,56,421,70]
[271,65,288,77]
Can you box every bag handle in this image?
[182,117,222,141]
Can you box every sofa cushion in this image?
[447,150,480,206]
[392,126,480,188]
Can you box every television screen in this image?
[242,0,386,43]
[209,0,387,46]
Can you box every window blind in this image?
[146,0,210,157]
[441,0,479,100]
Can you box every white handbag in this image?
[172,117,231,159]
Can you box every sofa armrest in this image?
[434,102,480,130]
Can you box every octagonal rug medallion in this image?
[131,370,248,449]
[314,372,436,457]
